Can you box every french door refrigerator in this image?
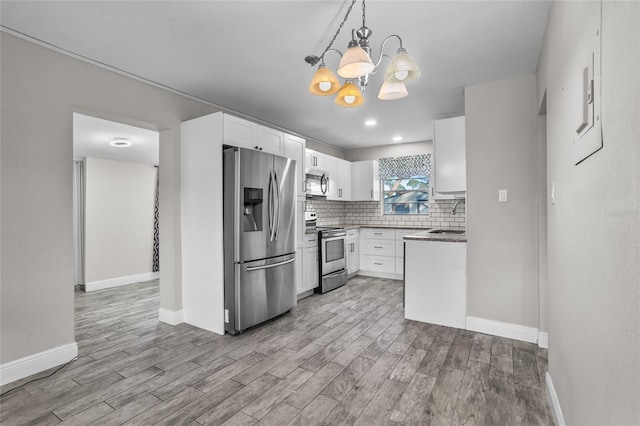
[223,147,297,334]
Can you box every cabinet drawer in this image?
[304,233,319,248]
[361,255,396,274]
[346,229,360,240]
[396,241,405,258]
[395,258,404,275]
[361,228,395,240]
[362,239,395,257]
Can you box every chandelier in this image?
[305,0,420,108]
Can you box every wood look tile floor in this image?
[0,277,554,425]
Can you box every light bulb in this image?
[319,81,332,92]
[344,96,355,104]
[395,70,409,81]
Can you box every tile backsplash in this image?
[306,199,466,229]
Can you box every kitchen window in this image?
[383,176,429,215]
[379,154,431,216]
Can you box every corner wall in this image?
[0,33,216,370]
[465,74,540,329]
[536,1,640,424]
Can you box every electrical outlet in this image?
[498,189,508,202]
[224,309,229,323]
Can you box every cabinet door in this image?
[347,240,359,275]
[284,134,306,198]
[295,199,305,246]
[433,116,466,194]
[305,149,327,174]
[351,161,380,201]
[325,156,339,200]
[223,114,257,150]
[338,159,352,200]
[295,246,305,294]
[304,246,319,291]
[257,125,284,155]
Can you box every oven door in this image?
[321,235,346,275]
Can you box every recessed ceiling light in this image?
[393,136,403,142]
[110,137,132,148]
[365,119,377,126]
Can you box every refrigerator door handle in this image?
[268,170,275,242]
[274,170,280,241]
[246,257,295,271]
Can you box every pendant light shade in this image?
[308,65,341,96]
[377,81,409,100]
[337,45,375,79]
[335,80,364,108]
[384,49,420,83]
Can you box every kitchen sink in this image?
[428,229,465,234]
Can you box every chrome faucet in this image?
[452,199,465,215]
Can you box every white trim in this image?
[297,289,315,300]
[465,316,538,343]
[85,272,159,292]
[546,372,566,426]
[357,271,403,280]
[158,308,184,326]
[537,331,549,348]
[0,343,78,386]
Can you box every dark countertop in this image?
[341,225,431,231]
[403,230,467,243]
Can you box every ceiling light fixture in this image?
[365,119,377,126]
[110,137,132,148]
[393,136,403,142]
[305,0,420,108]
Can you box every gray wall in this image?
[84,158,157,283]
[0,33,217,364]
[306,139,345,159]
[537,1,640,424]
[345,140,432,161]
[465,74,540,328]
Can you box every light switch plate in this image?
[498,189,508,202]
[573,25,603,165]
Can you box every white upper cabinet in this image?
[223,114,257,149]
[325,156,339,200]
[337,159,352,200]
[433,116,466,194]
[257,125,284,156]
[284,134,306,198]
[351,160,380,201]
[305,149,327,174]
[222,114,284,155]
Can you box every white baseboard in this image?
[158,308,184,326]
[85,271,159,292]
[357,271,403,280]
[0,342,78,386]
[537,331,549,348]
[466,316,538,343]
[546,372,566,426]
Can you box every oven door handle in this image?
[322,269,347,278]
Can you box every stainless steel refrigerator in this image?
[223,147,297,334]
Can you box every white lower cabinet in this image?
[304,245,318,292]
[295,246,305,294]
[361,254,396,274]
[358,227,427,280]
[346,228,360,277]
[300,233,319,295]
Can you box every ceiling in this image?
[1,1,550,151]
[73,113,159,165]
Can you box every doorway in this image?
[72,113,160,292]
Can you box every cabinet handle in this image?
[374,233,383,236]
[339,189,342,197]
[374,262,383,266]
[371,189,373,198]
[374,246,382,249]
